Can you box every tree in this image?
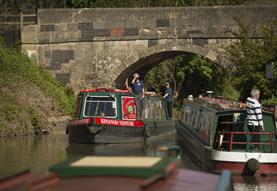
[226,19,277,102]
[144,53,227,100]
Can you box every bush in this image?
[0,38,75,132]
[0,38,75,115]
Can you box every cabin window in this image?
[84,96,116,118]
[142,98,152,119]
[151,99,166,119]
[142,97,166,120]
[182,105,191,126]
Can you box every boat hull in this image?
[177,122,277,175]
[68,125,144,143]
[177,121,214,170]
[68,120,176,144]
[214,161,277,175]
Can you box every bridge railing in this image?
[0,12,37,28]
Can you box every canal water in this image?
[0,130,277,190]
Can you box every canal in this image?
[0,130,277,191]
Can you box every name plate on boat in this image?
[95,117,144,127]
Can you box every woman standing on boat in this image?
[163,82,173,119]
[246,89,264,148]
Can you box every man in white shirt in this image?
[246,89,264,148]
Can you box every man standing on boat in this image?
[131,73,145,97]
[163,82,173,119]
[246,89,264,148]
[131,73,145,118]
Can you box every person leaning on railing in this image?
[246,89,264,149]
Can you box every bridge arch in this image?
[112,40,229,88]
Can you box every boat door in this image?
[142,96,174,137]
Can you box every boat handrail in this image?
[217,131,277,152]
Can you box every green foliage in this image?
[0,91,22,122]
[262,97,277,105]
[221,79,240,100]
[0,37,75,130]
[0,39,75,114]
[226,20,277,101]
[144,54,228,100]
[27,108,44,132]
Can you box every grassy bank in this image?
[0,39,75,136]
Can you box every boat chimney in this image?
[206,91,214,99]
[188,95,194,101]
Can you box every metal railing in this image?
[0,13,36,28]
[217,131,277,152]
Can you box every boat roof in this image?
[80,88,129,94]
[0,157,231,191]
[184,97,247,112]
[79,88,159,97]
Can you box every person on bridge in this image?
[163,82,173,119]
[246,89,264,149]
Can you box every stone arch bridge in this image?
[21,5,277,92]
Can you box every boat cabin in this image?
[67,88,175,144]
[73,88,169,121]
[181,97,277,153]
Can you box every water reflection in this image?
[1,131,277,191]
[233,175,277,191]
[0,131,179,179]
[0,132,67,178]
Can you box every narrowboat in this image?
[177,97,277,175]
[0,156,232,191]
[67,88,175,144]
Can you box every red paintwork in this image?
[218,131,277,151]
[69,118,94,126]
[25,169,221,191]
[121,96,137,120]
[214,161,277,175]
[80,88,129,94]
[69,117,145,128]
[94,117,144,128]
[0,171,32,191]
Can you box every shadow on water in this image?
[1,131,277,191]
[0,131,185,178]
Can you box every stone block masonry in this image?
[21,6,277,92]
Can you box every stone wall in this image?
[21,5,277,92]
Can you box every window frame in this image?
[83,95,117,118]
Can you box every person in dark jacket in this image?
[163,82,173,119]
[131,73,145,97]
[131,73,145,118]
